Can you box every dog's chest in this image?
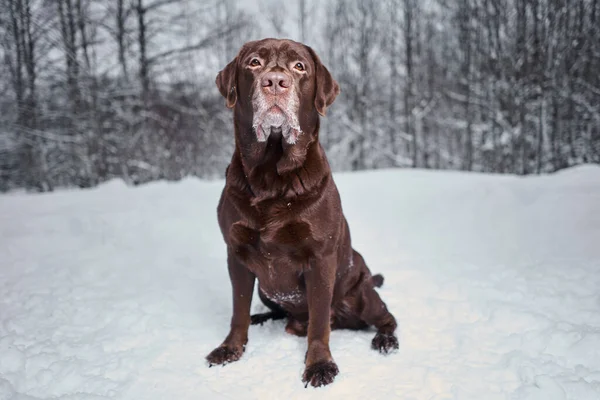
[245,245,306,283]
[229,213,314,298]
[257,259,307,308]
[230,202,320,263]
[260,284,307,309]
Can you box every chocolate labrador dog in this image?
[206,38,398,387]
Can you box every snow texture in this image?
[1,166,600,399]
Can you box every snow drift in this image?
[1,166,600,399]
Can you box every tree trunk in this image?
[298,0,307,43]
[136,0,150,103]
[460,0,473,171]
[388,0,399,161]
[404,0,415,167]
[116,0,129,80]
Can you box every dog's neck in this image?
[229,120,330,204]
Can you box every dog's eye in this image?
[294,62,305,72]
[250,58,261,67]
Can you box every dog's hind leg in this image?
[251,287,287,325]
[359,284,399,353]
[285,316,308,336]
[353,251,399,354]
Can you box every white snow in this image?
[1,166,600,399]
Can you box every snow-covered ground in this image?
[1,166,600,400]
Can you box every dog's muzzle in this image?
[252,81,302,144]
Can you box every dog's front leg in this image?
[302,255,338,388]
[206,251,255,366]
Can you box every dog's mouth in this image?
[253,109,301,144]
[252,92,302,144]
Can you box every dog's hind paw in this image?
[371,332,399,354]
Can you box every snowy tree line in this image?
[1,0,599,192]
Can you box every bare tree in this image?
[3,0,47,190]
[1,0,599,192]
[404,0,416,167]
[57,0,80,111]
[135,0,149,102]
[457,0,473,170]
[116,0,129,80]
[387,0,400,159]
[298,0,307,42]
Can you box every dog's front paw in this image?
[371,332,399,354]
[302,360,339,388]
[206,345,244,367]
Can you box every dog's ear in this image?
[216,57,238,109]
[307,46,340,116]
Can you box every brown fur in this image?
[205,39,398,388]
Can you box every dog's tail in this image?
[372,274,384,288]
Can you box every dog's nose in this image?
[261,72,290,94]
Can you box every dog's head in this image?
[216,39,339,146]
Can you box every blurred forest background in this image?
[1,0,599,192]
